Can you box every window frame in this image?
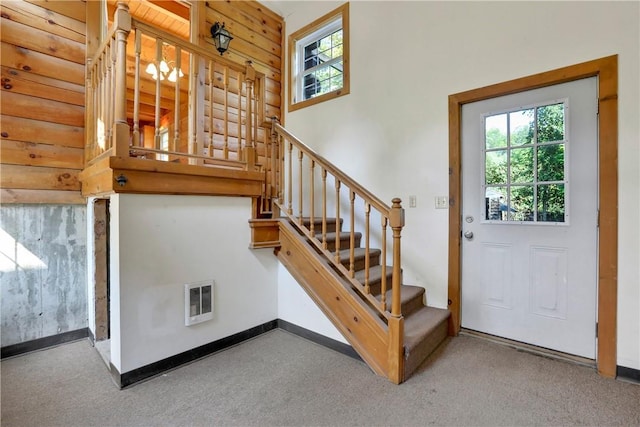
[288,3,350,112]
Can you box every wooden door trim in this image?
[448,55,618,377]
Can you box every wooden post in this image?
[389,197,405,317]
[388,197,405,384]
[244,61,257,170]
[112,2,131,158]
[388,315,404,384]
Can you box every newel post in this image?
[388,197,405,384]
[243,60,256,170]
[112,2,131,157]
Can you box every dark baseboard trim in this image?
[1,328,89,359]
[277,319,362,361]
[117,320,279,388]
[88,329,95,346]
[617,365,640,383]
[111,319,359,389]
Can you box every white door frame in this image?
[447,55,618,377]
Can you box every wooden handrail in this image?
[272,122,392,216]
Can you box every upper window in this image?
[288,3,349,112]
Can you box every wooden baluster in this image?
[189,53,199,163]
[170,46,182,156]
[390,198,405,318]
[223,67,229,159]
[208,59,215,157]
[322,168,328,250]
[263,130,270,212]
[364,202,371,294]
[287,141,293,215]
[298,150,304,223]
[132,29,141,147]
[85,58,93,164]
[380,216,388,311]
[95,62,101,156]
[112,2,130,157]
[96,56,103,154]
[349,191,356,277]
[237,70,243,161]
[270,118,280,215]
[309,160,315,237]
[173,46,181,155]
[244,61,256,170]
[104,44,112,148]
[153,38,162,152]
[334,179,341,264]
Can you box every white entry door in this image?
[461,77,598,359]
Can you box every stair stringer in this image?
[277,220,391,379]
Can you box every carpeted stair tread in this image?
[301,217,343,233]
[321,231,362,242]
[404,306,450,350]
[334,248,382,270]
[353,264,392,284]
[380,285,425,316]
[403,306,450,377]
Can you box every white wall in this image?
[277,264,347,343]
[270,1,640,370]
[109,194,278,373]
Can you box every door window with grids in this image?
[483,101,568,223]
[288,3,349,111]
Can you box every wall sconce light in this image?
[210,22,233,55]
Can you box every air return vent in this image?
[184,281,214,326]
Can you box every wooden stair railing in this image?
[270,118,408,383]
[85,2,271,177]
[267,118,451,383]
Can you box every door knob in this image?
[464,230,474,240]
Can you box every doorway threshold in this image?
[460,329,596,369]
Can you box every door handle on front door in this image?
[464,230,474,240]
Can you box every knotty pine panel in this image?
[1,115,84,149]
[0,0,86,202]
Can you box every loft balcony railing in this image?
[85,3,275,195]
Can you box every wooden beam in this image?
[0,164,80,191]
[1,139,84,169]
[24,0,87,23]
[0,188,85,204]
[93,199,110,341]
[1,115,84,148]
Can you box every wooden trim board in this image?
[448,55,618,378]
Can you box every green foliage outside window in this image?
[485,103,566,222]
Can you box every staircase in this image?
[259,120,450,384]
[276,216,450,382]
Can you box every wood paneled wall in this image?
[0,0,284,204]
[204,0,283,124]
[1,0,87,204]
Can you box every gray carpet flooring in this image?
[1,329,639,426]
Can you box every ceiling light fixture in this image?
[145,46,184,82]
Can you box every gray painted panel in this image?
[1,205,87,347]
